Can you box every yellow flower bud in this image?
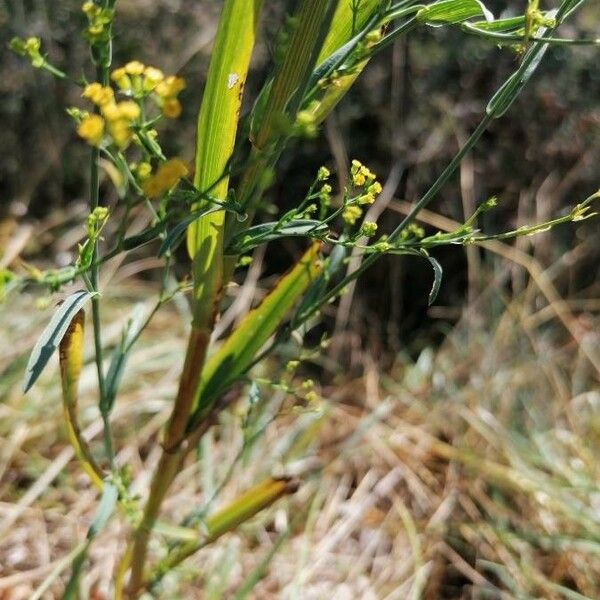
[136,162,152,180]
[155,75,185,98]
[124,60,145,76]
[161,97,182,119]
[83,82,114,106]
[111,67,131,91]
[143,66,164,91]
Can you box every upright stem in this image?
[89,57,114,467]
[127,329,210,593]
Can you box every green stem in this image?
[88,42,114,467]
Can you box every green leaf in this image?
[417,0,493,25]
[424,254,443,305]
[159,207,222,257]
[103,303,148,413]
[189,244,322,425]
[187,0,263,328]
[292,242,347,327]
[22,290,96,393]
[227,219,328,254]
[469,15,525,32]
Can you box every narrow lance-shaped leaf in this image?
[189,243,322,426]
[22,289,96,393]
[204,477,298,542]
[227,219,328,254]
[102,303,148,414]
[424,253,443,305]
[416,0,493,26]
[149,477,298,586]
[486,10,557,118]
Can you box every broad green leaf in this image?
[305,0,382,123]
[23,289,96,393]
[252,0,338,151]
[416,0,493,25]
[150,478,298,584]
[187,0,263,329]
[187,0,262,255]
[189,244,322,424]
[318,0,382,62]
[227,219,328,254]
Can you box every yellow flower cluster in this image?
[351,159,376,187]
[142,158,188,198]
[111,62,185,119]
[78,82,141,148]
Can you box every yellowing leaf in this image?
[189,243,322,425]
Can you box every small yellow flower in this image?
[82,82,114,106]
[107,119,132,148]
[352,172,366,187]
[357,192,375,205]
[143,66,164,91]
[360,164,376,182]
[100,102,119,121]
[342,205,362,225]
[135,162,152,180]
[77,114,105,146]
[111,67,131,91]
[360,221,378,236]
[81,1,95,15]
[305,390,318,403]
[155,75,186,98]
[161,97,182,119]
[368,181,382,195]
[116,100,140,121]
[142,158,188,198]
[24,37,41,54]
[317,166,330,180]
[124,60,145,76]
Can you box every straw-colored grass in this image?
[1,228,598,598]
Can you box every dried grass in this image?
[0,226,599,599]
